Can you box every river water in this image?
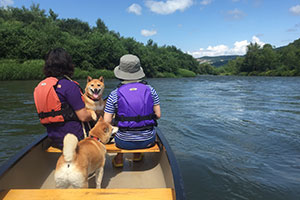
[0,76,300,200]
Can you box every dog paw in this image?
[111,126,119,134]
[91,111,97,121]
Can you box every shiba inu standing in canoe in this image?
[55,117,114,188]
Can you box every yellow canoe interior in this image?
[0,138,176,200]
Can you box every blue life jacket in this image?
[116,82,157,131]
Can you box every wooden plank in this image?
[46,146,62,153]
[46,143,160,153]
[105,143,160,153]
[0,188,175,200]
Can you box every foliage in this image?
[73,68,114,79]
[0,5,201,80]
[0,59,44,80]
[1,4,299,79]
[177,68,196,77]
[156,72,177,78]
[220,40,300,76]
[0,58,115,81]
[197,63,218,75]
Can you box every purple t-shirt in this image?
[46,79,85,147]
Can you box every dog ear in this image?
[99,76,104,83]
[87,76,92,83]
[98,116,104,121]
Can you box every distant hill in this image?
[276,38,300,52]
[196,55,241,67]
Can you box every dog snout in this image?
[90,88,101,94]
[94,88,101,94]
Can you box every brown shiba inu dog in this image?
[54,117,113,188]
[83,76,105,118]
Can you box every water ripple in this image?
[1,77,300,200]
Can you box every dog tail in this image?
[63,133,78,162]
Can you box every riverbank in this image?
[0,59,197,80]
[219,70,299,76]
[1,59,299,81]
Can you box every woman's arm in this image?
[104,112,114,124]
[153,104,161,119]
[75,108,95,122]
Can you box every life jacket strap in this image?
[38,109,64,119]
[118,125,155,132]
[117,80,148,88]
[38,103,79,122]
[115,113,156,122]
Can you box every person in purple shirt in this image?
[41,48,94,149]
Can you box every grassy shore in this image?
[0,59,197,80]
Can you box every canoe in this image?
[0,127,185,200]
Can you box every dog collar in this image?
[90,135,102,143]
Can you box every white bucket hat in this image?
[114,54,145,80]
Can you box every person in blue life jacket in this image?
[103,54,161,167]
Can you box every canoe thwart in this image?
[45,146,62,153]
[0,188,175,200]
[105,143,161,153]
[46,143,160,153]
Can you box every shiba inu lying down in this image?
[54,117,113,188]
[83,76,105,118]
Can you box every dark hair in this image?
[43,48,74,77]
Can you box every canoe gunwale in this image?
[0,133,47,178]
[156,127,186,200]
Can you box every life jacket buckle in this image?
[51,109,56,117]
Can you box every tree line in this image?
[0,4,202,80]
[213,39,300,76]
[1,4,299,80]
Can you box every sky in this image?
[1,0,300,58]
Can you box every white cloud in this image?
[141,29,157,37]
[289,5,300,16]
[188,36,265,58]
[200,0,212,6]
[231,40,249,55]
[0,0,14,8]
[127,3,142,15]
[251,35,265,46]
[145,0,193,15]
[226,8,246,20]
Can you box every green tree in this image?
[95,18,108,34]
[58,18,91,37]
[49,9,58,21]
[241,42,261,72]
[0,4,202,79]
[261,44,279,71]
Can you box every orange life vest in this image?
[34,77,82,125]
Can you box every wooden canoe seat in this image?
[46,143,160,153]
[46,146,62,153]
[105,143,160,153]
[0,188,175,200]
